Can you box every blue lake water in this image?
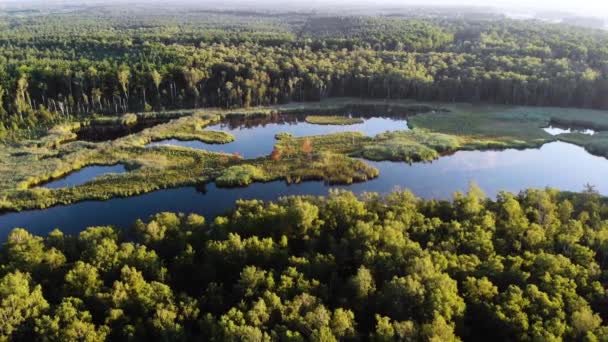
[146,115,409,158]
[40,164,127,189]
[1,141,606,240]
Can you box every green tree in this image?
[35,297,108,341]
[0,271,49,340]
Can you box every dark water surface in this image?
[1,141,606,240]
[40,164,127,189]
[147,115,410,158]
[77,118,171,142]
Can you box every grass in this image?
[359,130,453,162]
[275,132,293,140]
[557,132,608,158]
[407,103,608,159]
[274,97,443,116]
[305,115,364,125]
[3,98,608,213]
[409,104,608,143]
[256,152,379,185]
[216,165,267,187]
[276,132,370,156]
[273,127,545,164]
[0,110,237,211]
[90,113,138,126]
[138,118,234,145]
[35,122,81,148]
[2,147,232,211]
[409,104,551,141]
[0,106,379,211]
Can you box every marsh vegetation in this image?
[304,115,364,125]
[3,100,608,215]
[38,164,128,189]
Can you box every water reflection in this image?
[40,164,128,189]
[2,142,607,240]
[543,125,596,136]
[76,118,171,142]
[147,114,409,158]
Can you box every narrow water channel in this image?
[40,164,128,189]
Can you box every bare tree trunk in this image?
[142,87,147,108]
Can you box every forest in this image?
[1,7,608,138]
[2,187,608,341]
[4,4,608,341]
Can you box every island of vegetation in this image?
[304,115,364,125]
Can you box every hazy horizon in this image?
[2,0,607,19]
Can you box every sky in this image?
[189,0,608,18]
[258,0,608,17]
[3,0,608,19]
[406,0,608,15]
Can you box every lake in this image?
[146,115,410,158]
[1,141,605,240]
[39,164,128,189]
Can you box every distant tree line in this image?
[2,11,608,136]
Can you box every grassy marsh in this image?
[304,115,364,125]
[557,132,608,158]
[3,98,608,213]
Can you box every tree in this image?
[150,69,162,102]
[235,266,275,299]
[0,84,6,117]
[330,308,356,339]
[372,315,395,342]
[0,186,606,339]
[302,138,313,155]
[571,306,601,337]
[35,297,108,342]
[270,146,283,161]
[64,261,102,298]
[420,314,460,342]
[0,271,49,340]
[117,66,130,101]
[15,75,31,116]
[349,266,376,300]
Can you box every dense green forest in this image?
[3,6,608,341]
[2,187,608,340]
[2,7,608,137]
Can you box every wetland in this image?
[3,100,608,239]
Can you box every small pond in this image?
[147,114,409,158]
[39,164,128,189]
[2,141,607,240]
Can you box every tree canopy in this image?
[2,187,608,340]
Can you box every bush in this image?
[216,165,267,187]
